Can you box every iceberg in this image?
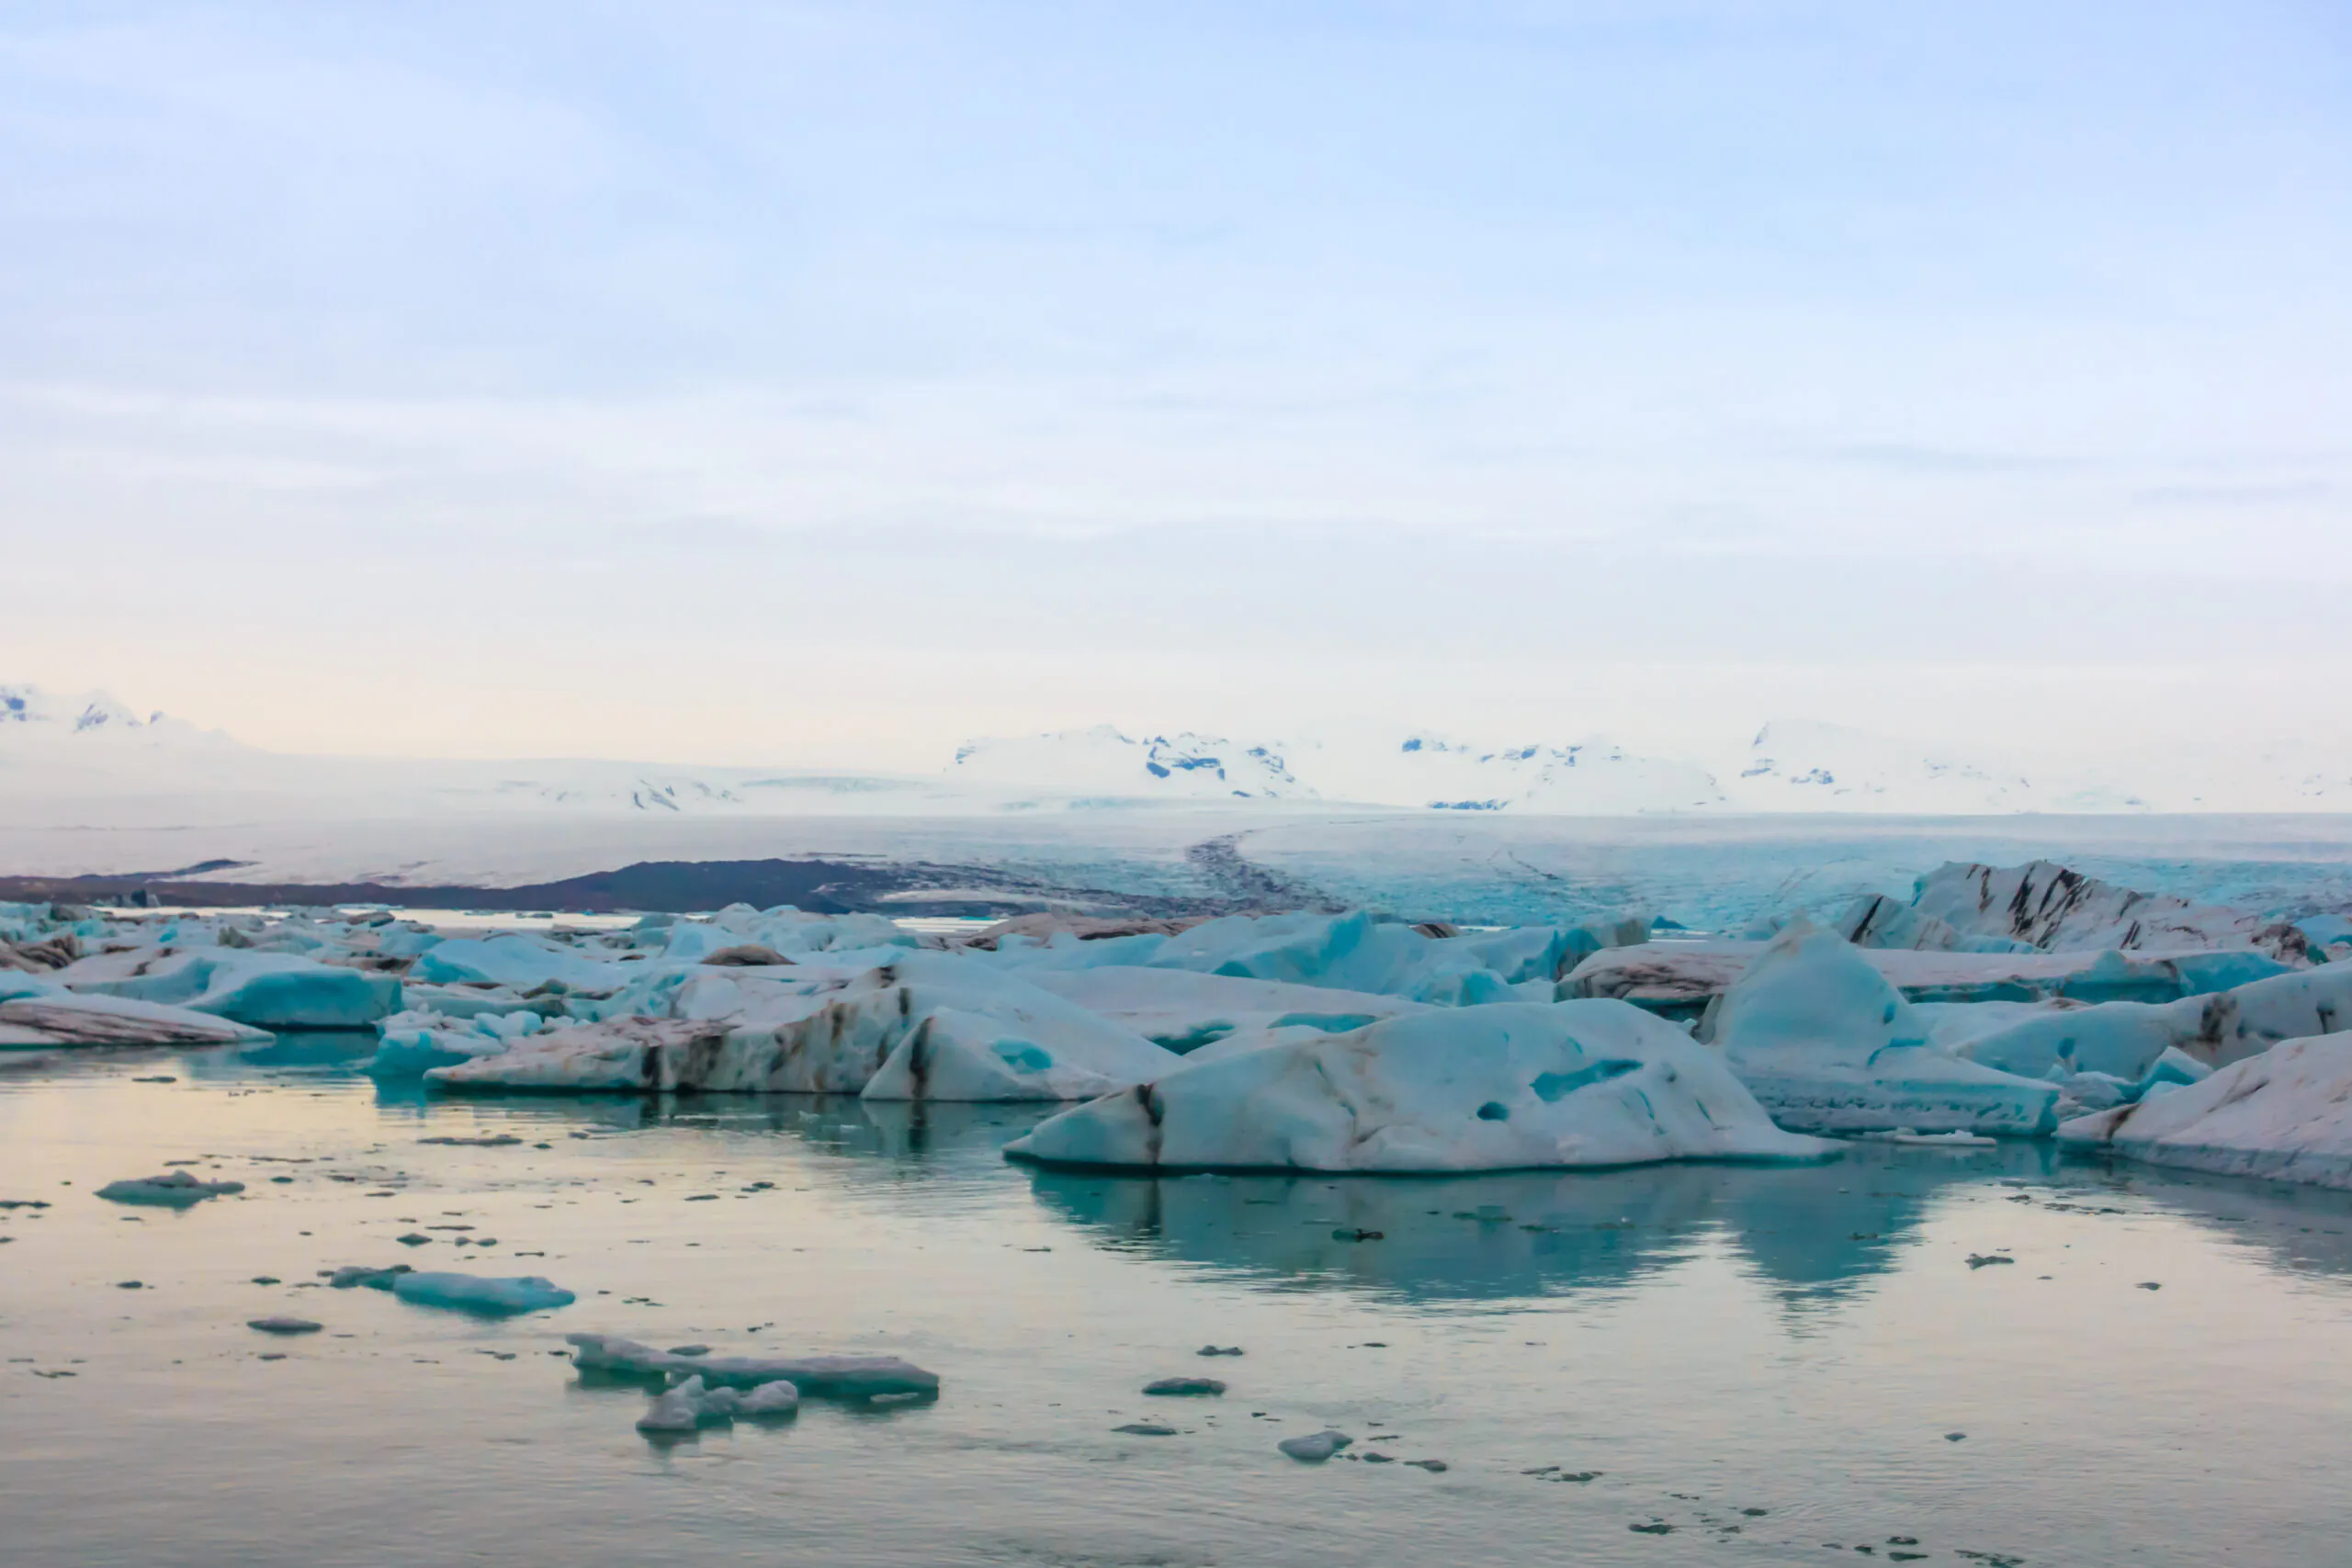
[1003,999,1830,1173]
[57,948,400,1030]
[2058,1034,2352,1189]
[1950,963,2352,1081]
[409,934,633,993]
[430,953,1179,1101]
[1706,924,2059,1136]
[0,973,270,1048]
[1563,939,2287,1017]
[1912,860,2309,960]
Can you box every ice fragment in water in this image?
[95,1171,245,1206]
[1278,1429,1353,1461]
[387,1271,574,1315]
[1143,1377,1226,1396]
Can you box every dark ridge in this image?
[0,856,1262,919]
[0,858,923,915]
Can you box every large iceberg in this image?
[1706,924,2059,1136]
[1563,939,2289,1017]
[1003,999,1830,1173]
[1911,860,2309,959]
[56,948,400,1030]
[0,972,270,1047]
[1949,963,2352,1081]
[427,952,1179,1101]
[2058,1034,2352,1189]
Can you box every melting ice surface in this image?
[7,1039,2352,1568]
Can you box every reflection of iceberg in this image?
[1023,1143,2052,1307]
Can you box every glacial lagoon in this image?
[6,1035,2352,1568]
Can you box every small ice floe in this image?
[387,1272,574,1315]
[1278,1429,1353,1462]
[95,1172,245,1206]
[635,1374,800,1434]
[247,1316,322,1335]
[566,1333,940,1400]
[325,1263,571,1314]
[1114,1422,1179,1436]
[1143,1377,1226,1396]
[327,1264,411,1289]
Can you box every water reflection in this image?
[1023,1146,2050,1306]
[96,1030,2352,1302]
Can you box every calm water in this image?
[6,1035,2352,1567]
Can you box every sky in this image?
[1,0,2347,769]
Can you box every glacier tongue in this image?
[1707,922,2059,1137]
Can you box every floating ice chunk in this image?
[1951,963,2352,1081]
[564,1334,938,1399]
[1566,940,2282,1016]
[1279,1429,1353,1461]
[58,948,399,1030]
[410,934,631,992]
[1143,1377,1226,1396]
[633,1375,796,1433]
[2058,1033,2352,1189]
[637,1375,735,1433]
[1708,924,2057,1136]
[328,1264,411,1290]
[0,976,271,1048]
[1005,1000,1830,1173]
[436,953,1177,1101]
[735,1379,804,1417]
[96,1171,246,1205]
[386,1271,574,1315]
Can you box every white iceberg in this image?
[1003,999,1830,1173]
[1706,923,2059,1136]
[2058,1034,2352,1189]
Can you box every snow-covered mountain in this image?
[5,682,2351,818]
[950,727,1308,800]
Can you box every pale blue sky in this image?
[2,2,2346,764]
